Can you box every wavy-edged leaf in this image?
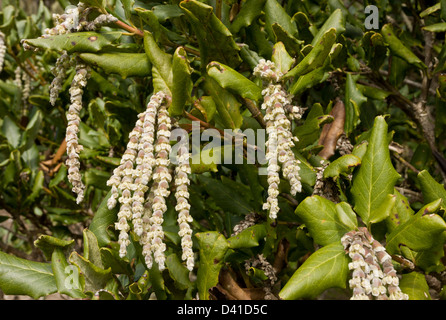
[386,189,414,232]
[279,243,349,300]
[180,0,241,68]
[381,24,426,69]
[417,170,446,210]
[79,53,151,79]
[386,199,446,254]
[170,46,193,116]
[295,196,357,246]
[229,0,266,34]
[203,76,243,130]
[362,31,387,70]
[0,251,57,299]
[311,9,345,46]
[69,251,112,293]
[89,190,118,247]
[285,28,337,79]
[51,249,86,299]
[263,0,298,41]
[197,175,253,215]
[351,116,400,224]
[34,234,74,261]
[195,231,228,300]
[400,272,431,300]
[271,41,295,75]
[324,154,361,180]
[22,31,122,53]
[227,223,267,249]
[344,73,367,135]
[83,229,104,269]
[288,64,331,96]
[207,61,262,101]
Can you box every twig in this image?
[243,98,266,128]
[392,151,420,174]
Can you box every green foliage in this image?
[1,0,446,301]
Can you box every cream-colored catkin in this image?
[149,99,172,271]
[341,228,409,300]
[174,144,194,271]
[254,59,303,219]
[50,51,73,106]
[83,14,118,31]
[0,32,6,73]
[65,60,90,204]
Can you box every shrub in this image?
[0,0,446,300]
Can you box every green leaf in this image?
[197,175,253,216]
[207,61,262,101]
[399,272,431,300]
[152,4,184,22]
[22,31,122,54]
[143,31,173,93]
[423,23,446,32]
[386,199,446,254]
[34,234,74,261]
[170,46,193,116]
[417,170,446,210]
[381,24,426,69]
[386,189,414,232]
[288,64,331,96]
[295,196,357,246]
[69,251,112,293]
[1,116,21,148]
[311,9,345,46]
[203,76,243,130]
[79,53,151,79]
[195,231,228,300]
[294,114,334,149]
[271,23,303,58]
[263,0,298,41]
[279,243,349,300]
[166,253,193,291]
[179,0,242,68]
[285,28,337,79]
[89,190,118,247]
[51,249,86,299]
[362,31,387,70]
[351,116,400,225]
[23,170,44,207]
[0,251,57,299]
[323,154,361,180]
[20,109,43,151]
[227,223,267,249]
[271,41,295,75]
[344,73,367,135]
[83,229,104,269]
[229,0,266,33]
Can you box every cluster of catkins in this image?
[253,59,305,219]
[107,91,194,272]
[341,227,409,300]
[23,2,118,203]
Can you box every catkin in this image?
[254,59,304,219]
[0,32,5,73]
[65,61,91,204]
[341,228,409,300]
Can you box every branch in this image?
[243,98,266,128]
